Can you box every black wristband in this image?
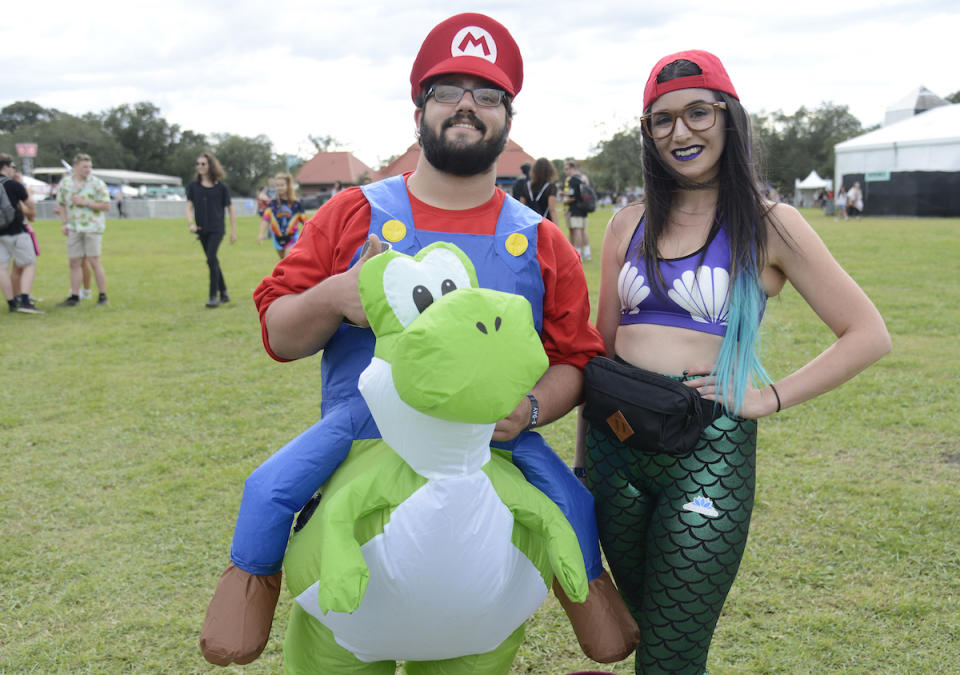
[573,466,587,478]
[526,393,539,429]
[770,384,782,413]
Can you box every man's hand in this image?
[336,234,385,327]
[263,234,387,359]
[493,394,532,442]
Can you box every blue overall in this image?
[231,176,601,580]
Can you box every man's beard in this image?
[419,112,509,177]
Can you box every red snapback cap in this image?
[410,13,523,102]
[643,49,738,110]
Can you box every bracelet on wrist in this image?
[770,384,782,413]
[526,393,539,430]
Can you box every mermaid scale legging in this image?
[585,414,757,675]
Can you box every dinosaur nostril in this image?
[476,321,487,334]
[495,317,502,331]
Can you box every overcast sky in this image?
[5,0,957,169]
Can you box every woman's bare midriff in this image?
[614,323,724,376]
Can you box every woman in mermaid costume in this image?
[577,50,891,674]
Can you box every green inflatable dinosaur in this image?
[281,241,589,673]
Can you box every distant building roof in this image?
[378,139,535,179]
[297,151,379,186]
[33,167,182,186]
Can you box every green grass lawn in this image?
[1,208,958,673]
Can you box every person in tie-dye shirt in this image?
[258,172,306,259]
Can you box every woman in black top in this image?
[527,157,559,223]
[186,152,236,307]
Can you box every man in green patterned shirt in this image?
[56,153,111,306]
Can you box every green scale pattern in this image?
[585,414,757,675]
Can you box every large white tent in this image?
[793,170,832,208]
[834,103,960,216]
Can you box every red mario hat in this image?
[410,13,523,102]
[643,49,738,110]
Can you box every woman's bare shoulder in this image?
[607,202,645,240]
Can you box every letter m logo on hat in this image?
[452,26,497,63]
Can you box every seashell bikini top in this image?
[617,216,734,336]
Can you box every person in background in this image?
[835,185,848,221]
[256,177,277,219]
[0,154,42,313]
[258,172,307,259]
[512,161,531,205]
[56,153,110,307]
[526,157,558,222]
[578,49,891,674]
[846,181,864,219]
[563,160,592,261]
[186,152,236,308]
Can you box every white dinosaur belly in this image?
[295,471,548,662]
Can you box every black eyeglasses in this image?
[640,101,728,139]
[427,84,507,108]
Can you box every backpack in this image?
[576,178,597,213]
[0,177,17,227]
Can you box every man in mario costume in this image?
[199,12,638,670]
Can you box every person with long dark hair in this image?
[577,50,891,674]
[186,152,236,307]
[526,157,559,222]
[258,172,306,259]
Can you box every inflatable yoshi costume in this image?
[225,242,587,673]
[287,242,589,672]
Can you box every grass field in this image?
[1,207,958,674]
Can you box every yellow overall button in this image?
[505,233,528,257]
[382,220,407,242]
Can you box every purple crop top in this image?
[618,216,732,336]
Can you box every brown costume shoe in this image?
[199,563,283,666]
[554,568,640,663]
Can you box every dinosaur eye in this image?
[412,285,434,313]
[382,248,475,328]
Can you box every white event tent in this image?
[793,170,832,208]
[834,103,960,216]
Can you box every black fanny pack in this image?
[583,356,719,455]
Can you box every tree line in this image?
[0,101,286,196]
[4,92,957,199]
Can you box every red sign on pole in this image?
[16,143,38,158]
